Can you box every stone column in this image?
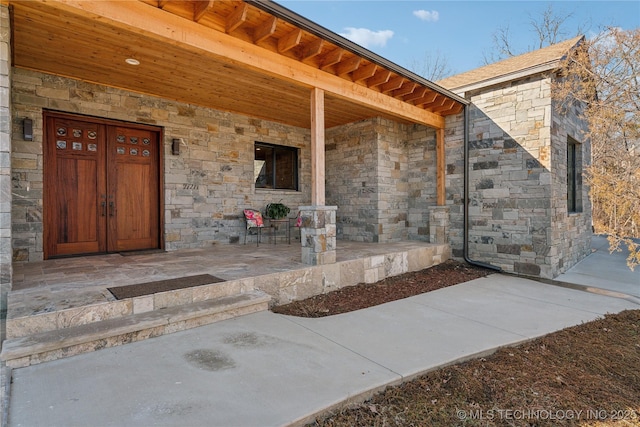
[299,205,336,265]
[429,206,449,244]
[1,4,13,343]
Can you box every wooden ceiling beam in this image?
[302,38,324,61]
[226,2,247,33]
[381,76,405,93]
[193,0,213,22]
[336,56,361,76]
[425,96,448,111]
[367,70,391,88]
[43,0,445,128]
[352,63,377,82]
[403,87,428,102]
[431,99,457,113]
[447,103,464,115]
[413,92,439,107]
[278,28,302,53]
[253,16,277,44]
[320,48,344,70]
[393,82,417,98]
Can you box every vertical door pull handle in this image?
[101,201,106,217]
[109,201,115,217]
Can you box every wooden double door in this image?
[44,112,162,258]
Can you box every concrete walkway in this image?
[556,234,640,298]
[5,240,639,427]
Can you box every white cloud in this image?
[339,27,394,48]
[413,10,440,22]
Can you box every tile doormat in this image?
[108,274,225,300]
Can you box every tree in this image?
[483,5,587,64]
[553,28,640,270]
[406,50,454,81]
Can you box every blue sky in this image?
[278,1,640,77]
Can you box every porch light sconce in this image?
[23,118,33,141]
[172,138,181,155]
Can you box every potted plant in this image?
[265,201,290,219]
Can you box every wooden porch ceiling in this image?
[9,0,465,129]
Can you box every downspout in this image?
[463,104,501,271]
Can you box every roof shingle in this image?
[437,35,584,91]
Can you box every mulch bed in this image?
[310,309,640,426]
[272,260,494,317]
[270,259,640,426]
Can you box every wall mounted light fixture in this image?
[172,138,181,155]
[23,118,33,141]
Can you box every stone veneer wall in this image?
[550,97,591,274]
[10,68,311,262]
[326,117,442,243]
[1,5,12,324]
[458,75,590,278]
[406,125,438,241]
[376,119,409,242]
[325,120,378,241]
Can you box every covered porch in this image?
[2,0,466,365]
[4,240,449,367]
[6,0,466,265]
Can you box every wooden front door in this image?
[44,112,161,258]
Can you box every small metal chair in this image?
[243,209,270,246]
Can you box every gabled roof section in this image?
[438,35,585,93]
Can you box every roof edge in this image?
[440,35,585,94]
[449,62,559,94]
[248,0,469,105]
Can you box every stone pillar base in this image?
[429,206,450,244]
[299,205,337,265]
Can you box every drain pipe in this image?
[463,104,502,271]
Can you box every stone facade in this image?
[299,205,337,265]
[550,96,592,274]
[326,117,442,244]
[9,67,453,267]
[1,4,12,323]
[10,68,311,262]
[452,74,591,278]
[7,48,591,280]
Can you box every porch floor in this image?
[9,240,446,320]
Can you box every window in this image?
[567,136,582,213]
[254,142,298,190]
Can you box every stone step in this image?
[7,278,251,339]
[1,291,270,368]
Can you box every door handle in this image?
[109,201,115,217]
[101,201,106,217]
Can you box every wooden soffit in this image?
[9,0,465,129]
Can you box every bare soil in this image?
[271,261,640,427]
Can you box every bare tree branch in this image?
[407,50,454,81]
[553,28,640,270]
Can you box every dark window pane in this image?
[255,145,274,188]
[567,137,582,213]
[254,142,298,190]
[275,148,295,189]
